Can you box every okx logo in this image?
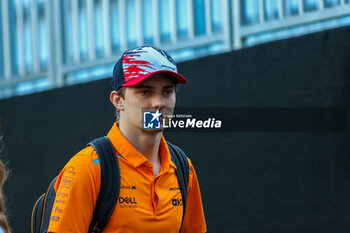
[143,110,161,129]
[172,198,183,207]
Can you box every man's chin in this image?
[142,127,165,133]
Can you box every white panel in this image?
[54,0,64,86]
[1,0,11,79]
[259,0,265,23]
[120,0,127,50]
[31,0,40,72]
[278,0,284,19]
[72,0,80,63]
[46,0,54,87]
[136,0,144,45]
[299,0,304,15]
[87,0,96,59]
[205,0,212,35]
[232,0,242,49]
[188,0,194,38]
[319,0,324,10]
[152,0,160,45]
[16,0,25,75]
[102,0,111,56]
[222,0,231,50]
[170,0,177,42]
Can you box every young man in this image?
[48,46,207,233]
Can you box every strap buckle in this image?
[92,226,101,233]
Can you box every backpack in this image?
[31,136,189,233]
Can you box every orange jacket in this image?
[48,123,206,233]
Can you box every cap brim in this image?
[121,70,188,87]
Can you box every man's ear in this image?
[110,90,124,110]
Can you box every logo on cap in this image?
[112,46,187,91]
[123,47,177,82]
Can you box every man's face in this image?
[119,74,176,131]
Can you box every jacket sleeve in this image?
[180,159,207,233]
[48,147,101,233]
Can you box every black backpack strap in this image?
[88,136,120,233]
[167,141,190,227]
[33,176,57,233]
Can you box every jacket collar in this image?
[107,122,176,170]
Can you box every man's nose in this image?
[151,94,166,109]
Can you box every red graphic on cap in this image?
[123,54,156,81]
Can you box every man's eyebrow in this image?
[133,85,175,89]
[133,85,154,89]
[163,85,176,89]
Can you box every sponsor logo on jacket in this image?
[120,185,136,190]
[51,216,60,222]
[119,197,137,204]
[118,196,138,208]
[172,198,183,206]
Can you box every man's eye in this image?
[141,90,150,95]
[164,89,174,95]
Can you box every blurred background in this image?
[0,0,349,98]
[0,0,350,232]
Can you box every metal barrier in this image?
[0,0,349,99]
[233,0,350,48]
